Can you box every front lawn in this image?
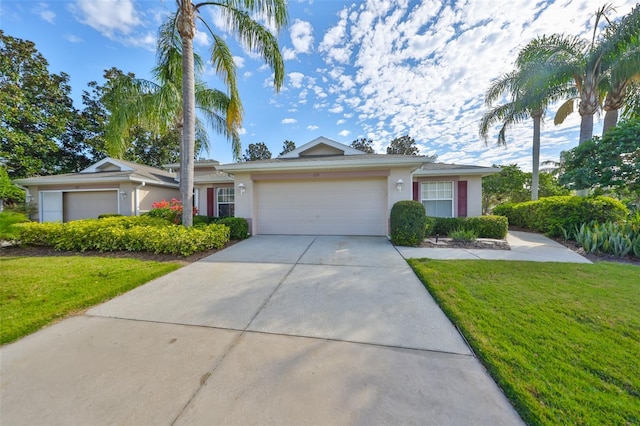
[409,259,640,425]
[0,257,180,345]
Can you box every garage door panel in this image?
[63,191,118,222]
[256,179,387,236]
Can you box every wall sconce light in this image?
[119,191,127,199]
[238,183,246,194]
[396,179,404,192]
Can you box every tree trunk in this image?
[602,109,619,136]
[578,114,594,145]
[177,1,196,227]
[531,113,541,201]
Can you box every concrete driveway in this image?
[1,236,523,425]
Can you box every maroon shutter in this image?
[413,182,419,201]
[457,181,467,217]
[207,188,214,216]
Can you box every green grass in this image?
[408,259,640,426]
[0,257,180,345]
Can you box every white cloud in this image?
[288,19,314,57]
[307,125,319,131]
[283,47,296,61]
[238,127,247,135]
[338,130,351,137]
[233,56,245,68]
[336,119,346,125]
[65,34,83,43]
[328,105,344,114]
[72,0,142,38]
[288,72,305,89]
[282,118,297,124]
[194,31,210,47]
[243,71,253,78]
[35,3,55,23]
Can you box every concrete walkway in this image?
[397,230,591,263]
[1,235,524,425]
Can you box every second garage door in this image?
[256,178,387,236]
[63,191,118,222]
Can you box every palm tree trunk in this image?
[602,109,618,136]
[177,1,196,226]
[531,113,541,201]
[578,113,594,145]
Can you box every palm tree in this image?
[600,8,640,134]
[518,4,640,144]
[104,17,239,162]
[174,0,287,226]
[480,61,575,200]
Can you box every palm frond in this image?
[554,99,576,125]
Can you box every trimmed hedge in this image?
[390,200,426,246]
[428,215,508,239]
[15,216,230,256]
[493,196,629,237]
[193,216,249,240]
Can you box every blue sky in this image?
[1,0,636,167]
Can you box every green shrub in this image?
[390,200,426,246]
[424,216,437,236]
[193,215,213,227]
[494,196,629,237]
[465,216,508,239]
[449,227,479,242]
[97,213,123,219]
[14,216,230,256]
[427,215,508,239]
[213,217,249,240]
[0,211,30,241]
[572,220,639,258]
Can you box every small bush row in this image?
[494,196,629,237]
[15,216,230,256]
[193,216,249,240]
[427,215,508,239]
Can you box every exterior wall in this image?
[232,172,254,233]
[194,183,234,217]
[136,186,181,214]
[466,176,483,217]
[388,167,414,211]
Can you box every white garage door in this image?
[256,178,387,235]
[63,191,118,222]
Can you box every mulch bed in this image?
[420,237,511,250]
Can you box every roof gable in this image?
[81,158,135,173]
[280,136,364,158]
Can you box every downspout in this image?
[135,182,146,216]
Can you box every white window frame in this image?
[216,187,235,217]
[421,181,454,217]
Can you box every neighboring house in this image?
[219,137,500,236]
[14,158,180,222]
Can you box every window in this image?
[217,187,235,217]
[421,181,453,217]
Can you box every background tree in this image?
[482,164,569,213]
[0,31,79,178]
[351,138,375,153]
[558,117,640,204]
[386,135,420,155]
[279,140,295,156]
[243,142,272,161]
[0,166,25,207]
[174,0,287,226]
